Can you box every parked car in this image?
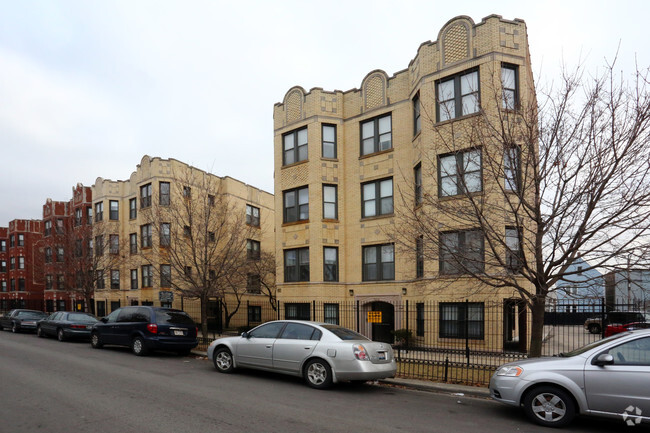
[584,311,646,334]
[207,320,397,389]
[0,309,48,333]
[37,311,99,341]
[90,306,198,356]
[490,329,650,427]
[605,321,650,337]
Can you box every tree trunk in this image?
[528,296,547,357]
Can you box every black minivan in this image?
[90,306,198,356]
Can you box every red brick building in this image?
[0,219,44,310]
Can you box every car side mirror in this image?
[100,317,108,323]
[593,353,614,366]
[241,332,249,339]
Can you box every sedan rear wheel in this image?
[304,359,332,389]
[523,386,575,427]
[214,347,234,373]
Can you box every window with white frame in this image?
[362,178,393,218]
[322,185,338,220]
[283,127,308,165]
[322,124,337,159]
[437,69,479,122]
[501,64,519,110]
[159,182,170,206]
[323,247,338,282]
[109,200,119,220]
[141,224,152,248]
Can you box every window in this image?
[0,260,6,272]
[208,232,215,242]
[501,64,519,110]
[140,183,152,208]
[160,223,171,247]
[161,264,171,287]
[283,127,308,165]
[285,303,310,320]
[323,247,338,282]
[45,275,53,290]
[0,239,5,252]
[10,257,15,270]
[10,235,14,247]
[247,273,261,293]
[17,234,24,246]
[208,194,215,206]
[109,234,119,255]
[439,302,484,339]
[56,220,64,235]
[322,124,337,159]
[44,248,52,264]
[183,186,191,198]
[86,206,93,225]
[10,279,15,291]
[324,303,339,325]
[284,248,309,282]
[504,146,520,191]
[248,306,262,323]
[130,269,138,290]
[95,235,104,256]
[87,239,93,257]
[141,265,153,287]
[283,186,309,223]
[438,149,482,197]
[56,274,65,290]
[75,208,82,226]
[436,69,479,122]
[129,233,137,254]
[96,270,105,289]
[414,163,422,206]
[18,256,25,269]
[55,248,63,263]
[109,200,119,220]
[413,93,421,135]
[183,225,191,237]
[111,270,120,290]
[440,230,484,275]
[416,303,425,337]
[184,266,192,277]
[322,185,338,220]
[604,336,650,366]
[1,281,6,292]
[363,244,395,281]
[95,202,104,222]
[246,205,260,227]
[505,227,522,272]
[361,114,392,155]
[247,239,260,260]
[129,198,137,219]
[159,182,170,206]
[416,236,424,278]
[362,178,393,218]
[141,224,152,248]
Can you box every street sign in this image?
[159,291,174,303]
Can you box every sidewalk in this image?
[192,349,491,399]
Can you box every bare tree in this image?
[394,60,650,357]
[141,167,257,337]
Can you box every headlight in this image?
[496,365,523,377]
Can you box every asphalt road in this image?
[0,331,633,433]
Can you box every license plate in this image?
[378,351,386,360]
[173,330,185,336]
[24,321,36,326]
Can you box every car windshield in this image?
[155,310,194,325]
[322,325,370,341]
[560,332,629,357]
[17,311,46,319]
[67,313,98,323]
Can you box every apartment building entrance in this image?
[370,301,395,344]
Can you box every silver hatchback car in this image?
[490,329,650,427]
[207,320,396,389]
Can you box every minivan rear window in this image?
[155,309,195,325]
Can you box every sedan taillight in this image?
[353,344,368,360]
[147,323,158,334]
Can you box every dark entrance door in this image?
[503,298,527,352]
[371,302,395,343]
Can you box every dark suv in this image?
[90,306,198,356]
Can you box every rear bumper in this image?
[144,337,198,351]
[334,360,397,381]
[62,329,93,339]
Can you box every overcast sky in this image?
[1,0,647,226]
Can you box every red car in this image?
[604,321,650,337]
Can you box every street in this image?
[0,331,632,433]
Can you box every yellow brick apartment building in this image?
[273,15,535,349]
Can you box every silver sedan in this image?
[207,320,396,389]
[490,329,650,427]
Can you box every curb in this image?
[194,349,490,398]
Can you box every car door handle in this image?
[304,346,312,350]
[266,345,272,348]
